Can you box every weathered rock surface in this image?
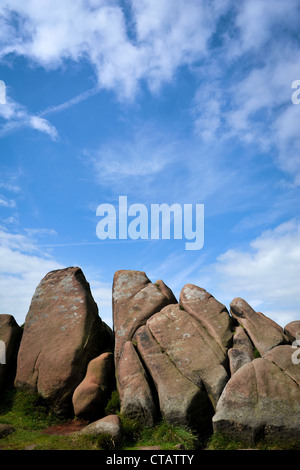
[78,414,122,443]
[230,298,288,356]
[134,324,212,433]
[228,326,254,375]
[147,303,229,409]
[0,314,23,395]
[72,352,115,421]
[116,340,157,426]
[213,345,300,445]
[179,284,233,353]
[284,321,300,343]
[113,270,177,364]
[14,267,113,415]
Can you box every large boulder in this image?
[14,267,113,415]
[179,284,233,353]
[230,298,288,356]
[213,345,300,445]
[113,270,177,364]
[116,340,157,426]
[134,324,212,433]
[113,270,177,426]
[0,315,23,395]
[72,352,115,421]
[147,303,229,409]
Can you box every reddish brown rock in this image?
[113,270,177,364]
[179,284,233,354]
[147,303,228,409]
[134,324,212,434]
[78,414,122,443]
[72,352,115,421]
[228,326,254,375]
[14,267,113,415]
[284,320,300,343]
[213,349,300,445]
[230,298,288,356]
[0,314,23,395]
[117,341,157,426]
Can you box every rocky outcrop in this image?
[0,314,23,395]
[213,345,300,445]
[1,266,299,448]
[113,271,233,435]
[14,267,113,415]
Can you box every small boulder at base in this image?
[14,267,113,415]
[78,414,122,444]
[72,352,115,421]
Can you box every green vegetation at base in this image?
[0,388,298,450]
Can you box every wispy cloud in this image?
[0,93,59,140]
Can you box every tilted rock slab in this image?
[147,303,229,409]
[113,270,177,425]
[228,326,254,376]
[15,267,113,415]
[0,314,23,395]
[134,325,212,433]
[113,272,233,434]
[113,270,177,364]
[213,345,300,445]
[230,298,288,356]
[116,340,158,426]
[179,284,233,354]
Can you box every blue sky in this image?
[0,0,300,329]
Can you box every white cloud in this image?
[29,115,58,140]
[0,93,59,140]
[0,0,226,99]
[209,219,300,327]
[0,228,64,325]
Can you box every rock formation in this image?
[0,266,299,447]
[14,267,113,415]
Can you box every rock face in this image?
[0,315,23,395]
[113,271,233,435]
[14,267,113,415]
[213,345,300,445]
[1,266,299,448]
[72,351,115,421]
[230,298,288,355]
[284,321,300,343]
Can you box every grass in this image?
[0,388,298,450]
[0,388,200,450]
